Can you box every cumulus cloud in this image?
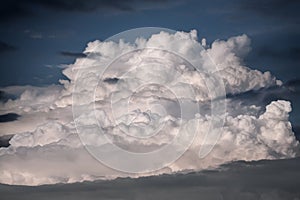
[0,30,298,185]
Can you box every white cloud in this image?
[0,30,298,185]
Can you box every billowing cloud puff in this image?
[0,30,298,185]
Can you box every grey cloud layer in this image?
[0,0,180,21]
[1,157,300,200]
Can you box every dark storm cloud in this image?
[0,2,32,22]
[60,51,87,58]
[32,0,135,12]
[0,41,17,53]
[1,157,300,199]
[0,0,179,22]
[239,0,300,22]
[0,134,13,148]
[0,113,20,123]
[103,77,120,84]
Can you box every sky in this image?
[0,0,299,86]
[1,1,300,194]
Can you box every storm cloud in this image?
[1,157,300,200]
[0,0,182,21]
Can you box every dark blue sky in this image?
[0,0,299,86]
